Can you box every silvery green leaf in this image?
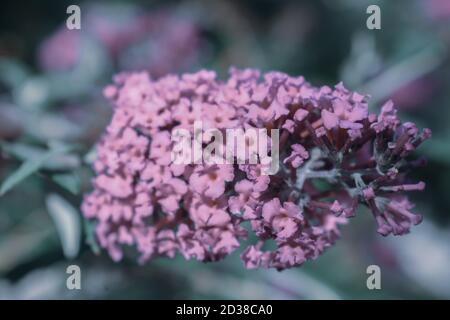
[0,144,73,196]
[84,219,100,255]
[23,113,83,142]
[51,173,81,195]
[83,147,97,165]
[0,58,29,89]
[387,221,450,298]
[13,76,50,110]
[1,142,80,171]
[45,194,81,260]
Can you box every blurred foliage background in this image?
[1,0,450,299]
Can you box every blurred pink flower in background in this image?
[424,0,450,21]
[389,76,439,110]
[38,28,81,72]
[37,3,201,76]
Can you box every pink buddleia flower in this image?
[241,244,272,269]
[82,68,431,270]
[238,164,271,192]
[190,202,231,228]
[320,83,369,139]
[189,164,234,199]
[228,179,260,219]
[284,144,309,168]
[262,199,303,239]
[95,175,133,199]
[371,100,399,133]
[275,245,307,269]
[203,103,238,130]
[155,177,188,215]
[176,224,206,261]
[172,98,203,130]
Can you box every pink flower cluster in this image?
[82,68,431,270]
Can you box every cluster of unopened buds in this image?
[82,68,431,270]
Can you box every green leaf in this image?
[51,173,81,195]
[45,193,81,259]
[1,142,80,171]
[84,219,101,255]
[83,147,97,165]
[0,58,29,89]
[418,138,450,166]
[357,45,445,108]
[0,144,72,196]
